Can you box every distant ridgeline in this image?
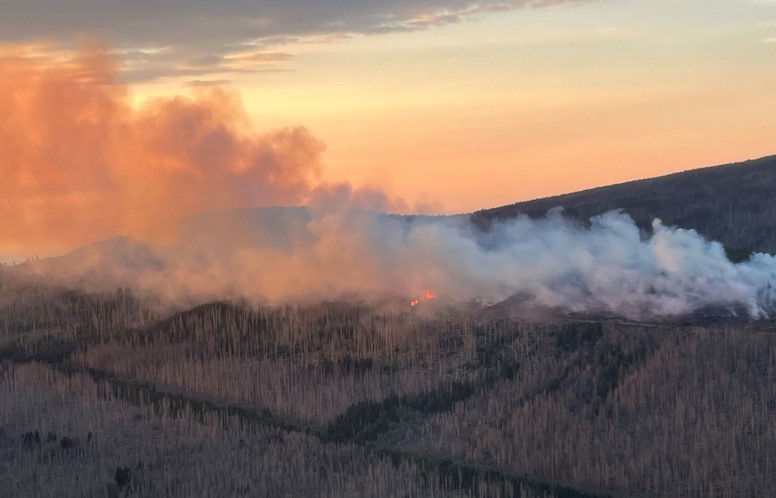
[471,155,776,261]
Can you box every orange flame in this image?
[410,291,437,307]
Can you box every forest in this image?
[473,154,776,258]
[2,265,775,497]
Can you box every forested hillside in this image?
[472,155,776,257]
[4,156,776,497]
[2,272,776,497]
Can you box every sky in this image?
[1,0,776,258]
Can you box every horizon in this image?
[3,0,776,257]
[1,151,774,263]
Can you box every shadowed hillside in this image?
[471,155,776,258]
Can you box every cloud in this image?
[0,45,409,254]
[0,0,595,80]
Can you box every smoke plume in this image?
[4,46,776,319]
[0,44,404,255]
[15,208,776,319]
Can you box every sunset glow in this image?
[2,0,776,257]
[4,5,776,496]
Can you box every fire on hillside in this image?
[411,291,437,308]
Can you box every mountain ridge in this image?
[471,154,776,256]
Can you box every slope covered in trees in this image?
[4,156,776,497]
[471,155,776,257]
[2,274,776,497]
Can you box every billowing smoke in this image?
[18,208,776,319]
[4,46,776,319]
[0,44,406,255]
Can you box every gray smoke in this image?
[17,207,776,319]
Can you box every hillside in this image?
[4,156,776,497]
[471,155,776,257]
[2,282,776,498]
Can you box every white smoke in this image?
[19,207,776,319]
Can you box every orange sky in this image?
[134,1,776,213]
[2,0,776,256]
[0,47,407,255]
